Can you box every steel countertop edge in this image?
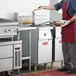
[17,25,53,31]
[0,40,22,46]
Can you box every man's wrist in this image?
[69,19,72,23]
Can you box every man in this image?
[38,0,76,74]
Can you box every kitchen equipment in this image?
[32,9,51,26]
[32,9,58,28]
[31,26,53,71]
[0,18,22,74]
[54,27,63,61]
[19,16,32,24]
[51,27,63,68]
[17,26,37,71]
[0,18,18,38]
[14,12,32,25]
[29,9,54,71]
[0,40,22,72]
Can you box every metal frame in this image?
[17,31,31,71]
[17,26,37,71]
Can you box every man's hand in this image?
[33,6,43,11]
[60,20,71,27]
[37,5,56,10]
[53,21,62,26]
[53,20,71,27]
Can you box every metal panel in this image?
[38,40,52,64]
[55,27,61,38]
[0,26,17,37]
[55,38,63,61]
[0,45,13,58]
[20,31,29,57]
[39,30,52,40]
[31,27,53,64]
[14,44,22,69]
[31,29,38,64]
[0,58,13,72]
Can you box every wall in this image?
[0,0,50,20]
[50,0,62,21]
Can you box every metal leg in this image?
[61,61,63,68]
[17,31,20,40]
[51,62,53,69]
[17,30,32,72]
[34,64,37,72]
[29,58,31,72]
[5,71,11,76]
[17,69,20,75]
[28,30,31,72]
[44,63,48,70]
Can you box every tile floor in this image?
[0,61,63,76]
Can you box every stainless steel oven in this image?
[0,18,22,72]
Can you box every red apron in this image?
[62,1,76,43]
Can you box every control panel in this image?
[0,26,17,37]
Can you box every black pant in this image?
[62,42,76,70]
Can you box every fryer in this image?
[31,26,53,71]
[29,10,53,71]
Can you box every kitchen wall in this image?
[0,0,61,21]
[0,0,50,20]
[50,0,62,21]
